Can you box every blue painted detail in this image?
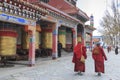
[59,20,63,23]
[0,13,36,26]
[53,30,57,35]
[17,18,26,23]
[30,37,33,43]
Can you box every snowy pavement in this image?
[0,49,120,80]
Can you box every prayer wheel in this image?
[0,29,17,56]
[35,31,40,49]
[42,28,52,49]
[58,29,66,48]
[22,32,29,49]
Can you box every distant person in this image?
[57,41,62,57]
[115,46,118,55]
[72,42,87,75]
[92,43,107,76]
[107,46,110,53]
[107,45,111,53]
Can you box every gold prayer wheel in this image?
[0,30,17,56]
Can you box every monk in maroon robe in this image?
[72,42,87,75]
[92,43,107,76]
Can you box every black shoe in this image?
[78,71,83,75]
[98,72,101,76]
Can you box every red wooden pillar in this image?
[52,25,58,59]
[72,28,77,49]
[28,29,35,66]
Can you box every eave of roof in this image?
[31,1,83,24]
[85,25,96,31]
[48,0,89,21]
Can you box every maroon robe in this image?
[72,43,87,72]
[92,46,107,73]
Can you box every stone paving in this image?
[0,49,120,80]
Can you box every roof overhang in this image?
[85,25,96,31]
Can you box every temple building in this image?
[0,0,95,66]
